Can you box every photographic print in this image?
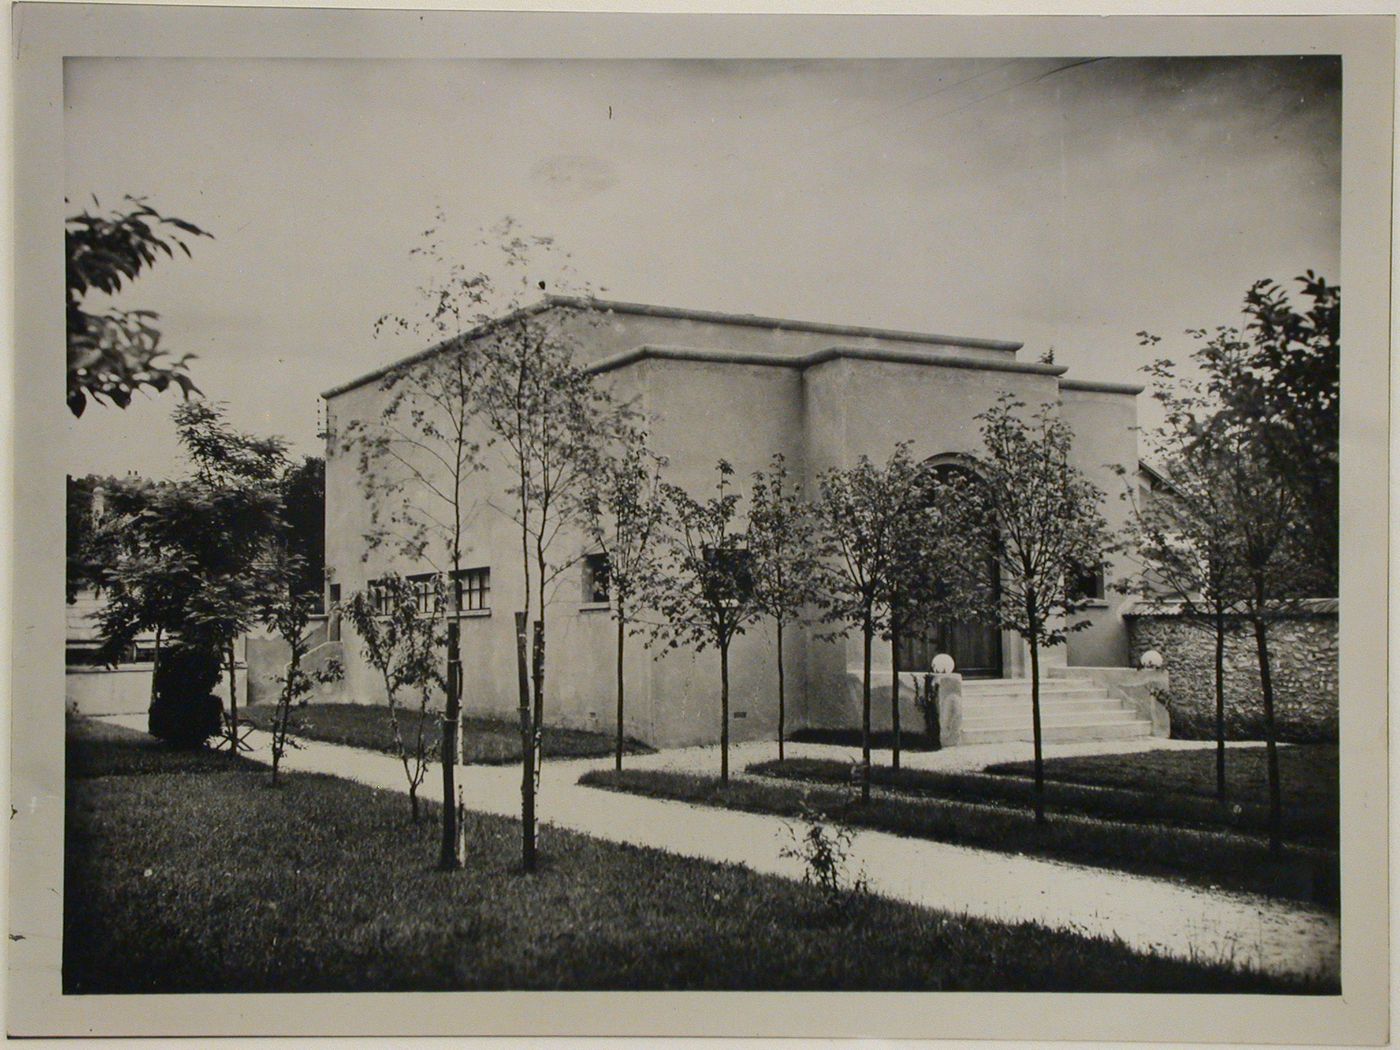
[9,4,1392,1042]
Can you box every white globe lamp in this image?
[1139,649,1164,669]
[931,653,956,674]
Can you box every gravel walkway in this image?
[106,715,1337,982]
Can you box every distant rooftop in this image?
[321,295,1025,399]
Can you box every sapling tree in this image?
[975,395,1111,824]
[344,576,446,823]
[646,460,763,782]
[259,461,341,785]
[811,444,928,801]
[1115,356,1244,803]
[747,454,821,763]
[467,222,630,870]
[582,435,668,770]
[341,220,488,869]
[1142,277,1339,851]
[881,464,993,768]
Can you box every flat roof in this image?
[321,295,1026,399]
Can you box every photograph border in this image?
[9,4,1392,1041]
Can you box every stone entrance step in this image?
[954,675,1153,746]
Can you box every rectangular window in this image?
[450,567,491,612]
[1069,562,1106,602]
[407,572,439,614]
[368,577,393,615]
[582,553,611,603]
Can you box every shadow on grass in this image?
[65,718,1332,994]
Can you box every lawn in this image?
[750,754,1337,848]
[581,766,1338,911]
[63,717,1327,993]
[239,702,651,764]
[986,745,1339,815]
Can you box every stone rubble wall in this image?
[1125,607,1337,742]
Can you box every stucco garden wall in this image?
[1125,605,1338,742]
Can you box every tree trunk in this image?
[890,625,902,770]
[1030,636,1045,825]
[514,612,536,873]
[1214,611,1227,803]
[1252,613,1283,854]
[410,785,420,824]
[226,641,240,751]
[861,621,872,803]
[149,627,162,709]
[272,645,300,785]
[615,604,626,772]
[720,642,730,783]
[438,618,462,870]
[531,618,545,854]
[776,619,786,763]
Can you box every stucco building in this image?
[321,297,1159,748]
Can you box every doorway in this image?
[894,461,1002,679]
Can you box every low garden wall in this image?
[1124,600,1337,742]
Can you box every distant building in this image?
[322,297,1154,748]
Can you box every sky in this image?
[63,55,1341,479]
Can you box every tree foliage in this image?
[747,454,822,762]
[66,196,211,416]
[582,435,668,770]
[344,576,446,822]
[811,444,968,796]
[95,402,287,750]
[645,460,763,782]
[975,395,1110,823]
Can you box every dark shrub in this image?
[149,644,224,748]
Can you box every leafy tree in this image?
[97,403,285,750]
[66,196,211,416]
[582,436,668,770]
[1210,274,1339,593]
[974,395,1110,824]
[1139,274,1340,850]
[173,401,288,749]
[344,576,447,822]
[747,454,821,763]
[646,460,763,782]
[1116,362,1244,803]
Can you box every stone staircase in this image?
[957,677,1154,745]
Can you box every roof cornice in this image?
[321,295,1027,400]
[587,343,1069,378]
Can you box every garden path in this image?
[106,715,1336,982]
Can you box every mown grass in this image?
[64,718,1329,993]
[987,746,1338,816]
[239,702,651,764]
[790,727,939,750]
[581,767,1338,911]
[751,755,1337,848]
